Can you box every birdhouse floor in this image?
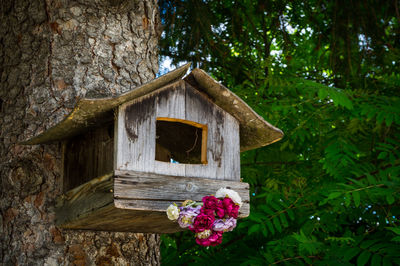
[55,170,250,233]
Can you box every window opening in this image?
[155,117,207,164]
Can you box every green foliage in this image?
[159,0,400,264]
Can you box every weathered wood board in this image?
[113,170,249,217]
[55,170,250,233]
[56,173,114,228]
[115,80,240,181]
[63,124,114,191]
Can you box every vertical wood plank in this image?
[185,83,225,179]
[201,125,208,164]
[155,83,186,120]
[223,114,241,180]
[184,82,241,180]
[116,93,156,173]
[115,107,125,170]
[153,82,186,176]
[63,124,114,191]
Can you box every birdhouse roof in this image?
[22,63,283,151]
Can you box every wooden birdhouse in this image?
[23,64,283,233]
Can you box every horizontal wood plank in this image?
[114,198,249,219]
[56,170,250,233]
[114,170,250,217]
[59,204,184,233]
[55,173,114,227]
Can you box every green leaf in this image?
[318,88,328,99]
[352,191,361,207]
[371,254,382,266]
[383,257,393,266]
[357,250,371,266]
[302,255,313,264]
[261,224,268,237]
[287,209,295,221]
[391,236,400,242]
[366,174,377,185]
[386,193,395,204]
[248,224,261,235]
[328,192,342,200]
[370,243,391,252]
[280,213,289,228]
[360,240,379,249]
[270,202,282,212]
[266,220,275,235]
[347,178,365,187]
[345,196,351,207]
[319,198,329,206]
[248,211,264,223]
[273,217,282,233]
[378,151,388,159]
[386,113,394,126]
[343,247,361,261]
[260,205,275,216]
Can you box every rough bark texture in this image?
[0,0,161,264]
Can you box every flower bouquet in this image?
[166,188,242,247]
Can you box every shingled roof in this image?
[22,63,283,152]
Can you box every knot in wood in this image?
[185,182,196,192]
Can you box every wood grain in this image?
[63,124,114,191]
[114,170,250,217]
[184,82,240,181]
[59,204,184,233]
[115,80,241,181]
[55,173,114,227]
[153,83,187,176]
[56,170,250,233]
[223,113,241,179]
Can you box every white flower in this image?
[215,188,243,207]
[196,229,212,239]
[166,204,180,220]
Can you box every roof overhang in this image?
[22,64,283,151]
[184,69,283,152]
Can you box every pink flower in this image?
[215,204,225,218]
[200,208,215,216]
[196,231,223,247]
[201,200,225,218]
[190,213,215,233]
[202,196,220,210]
[223,198,239,218]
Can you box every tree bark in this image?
[0,0,161,264]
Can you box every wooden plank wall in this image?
[63,124,114,192]
[115,80,240,181]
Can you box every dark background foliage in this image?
[158,0,400,265]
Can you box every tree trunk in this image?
[0,0,161,264]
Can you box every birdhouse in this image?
[22,63,283,233]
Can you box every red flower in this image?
[223,197,239,218]
[201,208,215,216]
[202,196,220,210]
[196,231,223,247]
[190,213,215,233]
[215,206,225,218]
